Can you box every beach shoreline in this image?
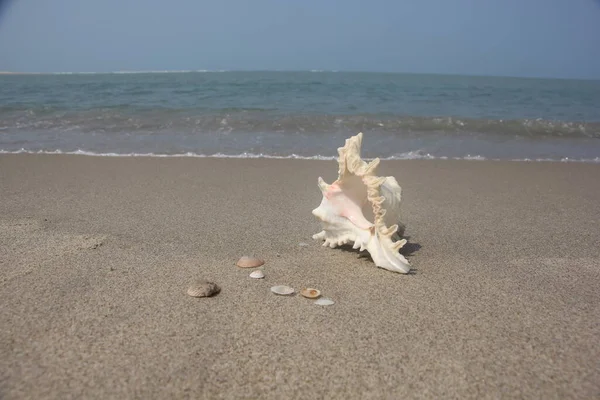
[1,154,599,398]
[3,71,599,162]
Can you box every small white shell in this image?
[315,298,334,306]
[249,270,264,279]
[298,242,309,247]
[270,285,295,295]
[236,256,265,268]
[300,288,321,299]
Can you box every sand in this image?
[1,154,599,399]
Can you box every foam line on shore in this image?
[1,148,600,163]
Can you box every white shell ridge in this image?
[312,133,411,274]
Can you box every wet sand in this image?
[1,154,599,399]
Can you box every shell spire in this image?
[312,133,411,273]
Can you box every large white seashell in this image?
[312,133,411,274]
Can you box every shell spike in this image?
[317,177,330,192]
[381,224,399,237]
[313,231,326,240]
[364,158,380,175]
[350,132,363,147]
[392,238,407,251]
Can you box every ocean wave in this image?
[0,148,336,160]
[5,70,340,75]
[1,109,598,139]
[1,70,228,75]
[2,148,599,163]
[109,70,228,74]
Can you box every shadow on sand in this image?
[336,235,421,275]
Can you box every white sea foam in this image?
[0,148,335,160]
[36,69,344,75]
[461,155,487,161]
[1,148,599,163]
[40,70,226,75]
[113,70,196,74]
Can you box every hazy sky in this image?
[0,0,599,79]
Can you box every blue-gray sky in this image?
[0,0,599,79]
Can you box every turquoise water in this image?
[1,71,599,160]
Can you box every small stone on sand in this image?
[187,280,220,297]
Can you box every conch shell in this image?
[312,133,411,273]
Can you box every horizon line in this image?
[0,69,598,82]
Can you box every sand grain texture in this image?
[1,155,599,399]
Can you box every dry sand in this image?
[1,154,599,399]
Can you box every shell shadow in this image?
[336,236,421,275]
[399,238,421,257]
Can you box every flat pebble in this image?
[187,280,220,297]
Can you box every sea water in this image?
[1,71,599,161]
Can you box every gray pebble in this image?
[187,280,220,297]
